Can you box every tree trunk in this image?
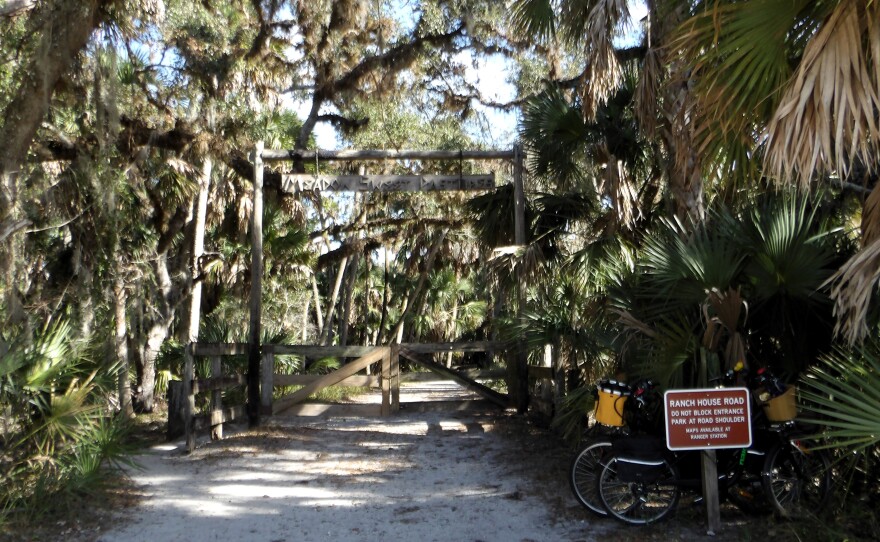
[134,323,163,413]
[311,274,324,332]
[0,0,109,216]
[378,244,390,343]
[339,192,366,346]
[184,157,212,342]
[339,256,357,346]
[133,253,175,413]
[669,161,705,224]
[362,227,373,346]
[319,256,348,345]
[446,276,460,367]
[72,241,96,337]
[660,76,706,225]
[390,229,448,343]
[113,271,133,417]
[301,295,310,342]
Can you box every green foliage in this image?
[551,385,596,443]
[609,190,847,387]
[801,342,880,451]
[799,340,880,528]
[520,88,591,188]
[0,322,134,522]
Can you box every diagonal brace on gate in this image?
[273,346,390,415]
[398,348,509,408]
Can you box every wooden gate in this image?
[173,341,509,452]
[270,342,508,416]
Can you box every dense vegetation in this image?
[1,0,878,538]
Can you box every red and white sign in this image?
[664,388,752,451]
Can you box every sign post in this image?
[664,388,752,535]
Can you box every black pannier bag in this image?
[610,436,669,483]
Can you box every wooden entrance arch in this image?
[244,146,528,425]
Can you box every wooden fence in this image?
[170,341,509,452]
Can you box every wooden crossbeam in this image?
[281,173,495,193]
[274,374,380,388]
[192,405,247,431]
[262,149,516,162]
[401,341,504,354]
[192,343,249,356]
[268,342,504,357]
[269,345,376,357]
[273,368,505,387]
[191,374,246,394]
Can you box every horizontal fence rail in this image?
[172,341,511,451]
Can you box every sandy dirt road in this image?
[94,410,606,542]
[88,382,769,542]
[93,382,610,542]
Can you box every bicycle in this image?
[760,420,832,518]
[595,393,832,524]
[568,379,640,517]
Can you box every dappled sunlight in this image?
[106,412,596,541]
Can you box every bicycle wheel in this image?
[762,439,832,519]
[597,456,680,525]
[723,449,770,515]
[569,438,613,516]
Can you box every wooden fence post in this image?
[702,450,722,535]
[247,141,264,427]
[381,348,392,416]
[166,380,184,439]
[391,343,400,413]
[211,355,223,441]
[512,143,529,414]
[184,343,195,453]
[261,344,274,415]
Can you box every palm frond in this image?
[800,343,880,453]
[520,88,590,188]
[765,0,880,182]
[572,0,629,117]
[466,185,519,248]
[637,217,746,314]
[742,193,837,302]
[676,0,810,143]
[509,0,557,42]
[825,236,880,344]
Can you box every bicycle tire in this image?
[569,438,613,516]
[597,456,680,525]
[723,449,770,515]
[762,438,832,519]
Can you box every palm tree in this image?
[674,0,880,342]
[610,191,846,387]
[511,1,879,342]
[510,0,707,222]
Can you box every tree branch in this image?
[0,218,31,243]
[316,113,369,131]
[0,0,36,18]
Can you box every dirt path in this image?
[95,409,605,542]
[89,383,770,542]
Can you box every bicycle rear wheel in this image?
[724,449,770,515]
[762,438,832,518]
[569,438,613,516]
[597,456,680,525]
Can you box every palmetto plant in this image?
[799,341,880,509]
[801,343,880,452]
[0,321,134,519]
[610,191,846,387]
